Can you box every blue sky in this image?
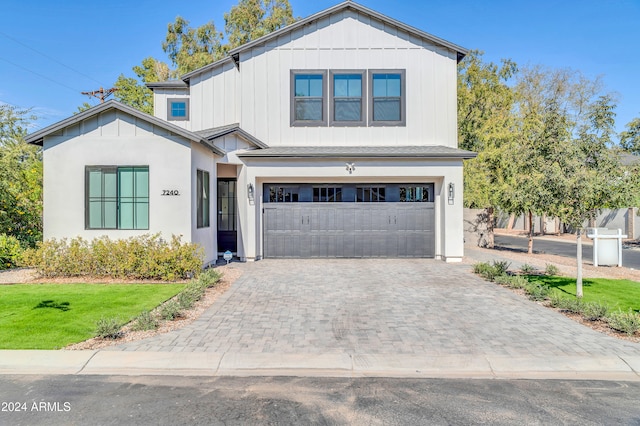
[1,0,638,136]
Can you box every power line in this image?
[0,56,82,94]
[81,87,118,103]
[0,30,107,87]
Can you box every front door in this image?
[217,179,237,252]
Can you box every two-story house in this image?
[26,1,475,265]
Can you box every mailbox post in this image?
[586,228,627,267]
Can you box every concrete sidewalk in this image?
[1,350,640,380]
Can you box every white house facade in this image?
[27,1,475,265]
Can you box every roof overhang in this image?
[146,80,189,90]
[237,145,477,159]
[25,100,224,156]
[195,124,269,149]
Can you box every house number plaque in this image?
[161,190,180,196]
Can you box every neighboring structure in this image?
[26,1,475,265]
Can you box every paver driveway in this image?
[110,259,640,357]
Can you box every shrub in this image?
[520,263,536,274]
[159,300,183,321]
[0,234,23,270]
[131,311,159,331]
[472,261,509,282]
[548,293,582,313]
[524,282,550,301]
[544,263,560,276]
[22,234,204,280]
[95,317,123,339]
[606,310,640,335]
[581,301,609,321]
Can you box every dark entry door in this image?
[217,179,237,252]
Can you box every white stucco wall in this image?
[42,110,193,244]
[190,142,217,265]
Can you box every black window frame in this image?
[290,70,327,127]
[356,186,386,202]
[167,98,189,121]
[85,165,149,230]
[329,70,366,127]
[197,169,210,228]
[268,185,300,203]
[399,184,434,202]
[368,69,406,127]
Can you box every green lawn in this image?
[0,283,185,349]
[527,275,640,312]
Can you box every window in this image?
[369,70,406,126]
[313,186,342,202]
[86,166,149,230]
[400,185,433,202]
[291,70,327,126]
[357,186,385,202]
[330,71,365,126]
[168,98,189,121]
[197,170,210,228]
[268,186,299,203]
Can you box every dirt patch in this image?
[64,264,242,350]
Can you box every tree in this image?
[620,116,640,155]
[112,0,295,113]
[224,0,296,50]
[458,51,517,247]
[0,104,42,247]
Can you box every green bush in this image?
[0,234,23,270]
[520,263,536,274]
[545,263,560,276]
[606,310,640,335]
[95,317,123,339]
[22,234,203,280]
[581,301,609,321]
[524,282,550,301]
[473,261,511,282]
[159,300,183,321]
[548,293,582,312]
[131,311,159,331]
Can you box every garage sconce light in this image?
[345,162,355,174]
[247,183,254,201]
[448,182,455,205]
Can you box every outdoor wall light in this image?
[345,162,355,174]
[448,182,455,205]
[247,183,254,200]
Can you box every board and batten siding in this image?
[153,87,190,129]
[188,60,240,132]
[236,9,458,147]
[42,110,193,244]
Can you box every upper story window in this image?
[168,98,189,121]
[330,71,365,126]
[369,70,406,126]
[291,71,327,126]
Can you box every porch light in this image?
[247,183,254,200]
[448,182,455,205]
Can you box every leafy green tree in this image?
[162,17,224,76]
[620,116,640,155]
[458,51,517,247]
[0,104,42,247]
[112,0,295,114]
[224,0,296,50]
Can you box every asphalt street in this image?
[494,234,640,270]
[2,375,640,425]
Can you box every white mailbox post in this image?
[586,228,627,267]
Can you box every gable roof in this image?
[195,123,269,149]
[182,1,468,82]
[25,100,225,156]
[237,145,477,159]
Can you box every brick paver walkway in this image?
[109,259,640,357]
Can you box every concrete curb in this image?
[1,350,639,380]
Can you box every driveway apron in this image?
[108,259,640,357]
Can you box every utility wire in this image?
[0,56,82,94]
[0,30,107,87]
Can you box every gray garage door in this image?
[263,203,435,258]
